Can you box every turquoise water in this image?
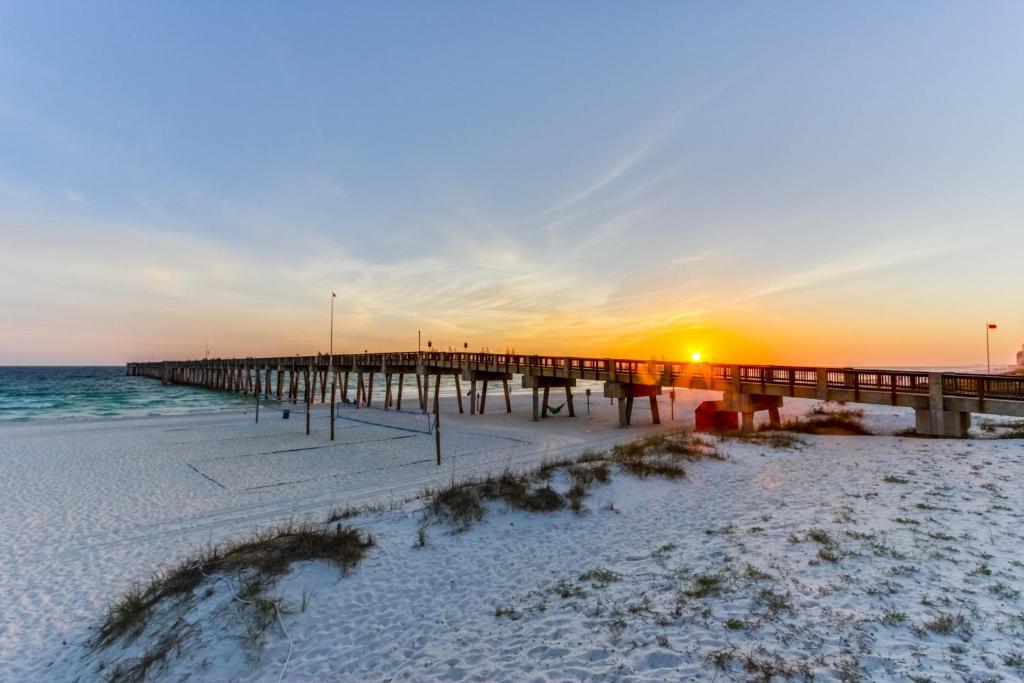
[0,367,254,422]
[0,367,608,423]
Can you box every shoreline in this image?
[0,404,252,429]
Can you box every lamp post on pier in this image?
[330,291,337,438]
[330,292,336,360]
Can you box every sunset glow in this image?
[0,4,1021,366]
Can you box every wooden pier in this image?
[127,352,1024,437]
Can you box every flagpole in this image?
[986,322,991,374]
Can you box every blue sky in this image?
[1,2,1022,365]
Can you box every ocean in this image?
[0,366,254,422]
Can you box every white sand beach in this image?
[2,391,1022,681]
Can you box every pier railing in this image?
[942,373,1024,401]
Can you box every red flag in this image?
[988,323,997,329]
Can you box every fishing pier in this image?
[127,352,1024,437]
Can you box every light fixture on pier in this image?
[330,291,336,361]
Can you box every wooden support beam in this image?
[565,386,575,417]
[503,379,512,413]
[649,395,660,424]
[470,379,477,415]
[367,372,374,407]
[306,371,312,435]
[480,380,488,414]
[396,373,405,410]
[330,381,336,440]
[384,373,393,410]
[453,373,463,414]
[433,379,441,466]
[541,386,550,418]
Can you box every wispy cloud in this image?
[537,143,651,219]
[64,189,85,203]
[534,77,742,221]
[671,249,712,265]
[0,97,82,154]
[746,241,966,300]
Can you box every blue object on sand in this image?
[282,409,290,419]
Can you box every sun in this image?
[691,351,702,362]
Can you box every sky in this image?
[1,1,1022,367]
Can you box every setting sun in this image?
[691,351,702,362]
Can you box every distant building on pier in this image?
[1018,344,1024,366]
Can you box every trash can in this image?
[282,409,291,419]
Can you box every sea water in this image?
[0,366,608,423]
[0,366,253,422]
